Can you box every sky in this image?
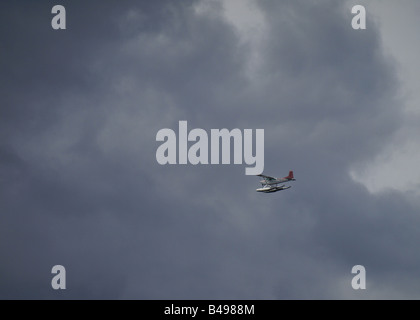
[1,0,420,299]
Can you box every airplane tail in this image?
[286,171,294,180]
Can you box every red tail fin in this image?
[287,171,294,179]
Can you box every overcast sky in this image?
[1,0,420,299]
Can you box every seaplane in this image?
[256,171,295,193]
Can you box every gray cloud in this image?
[1,0,419,299]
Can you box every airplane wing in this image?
[257,174,276,181]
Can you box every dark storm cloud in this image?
[1,0,419,299]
